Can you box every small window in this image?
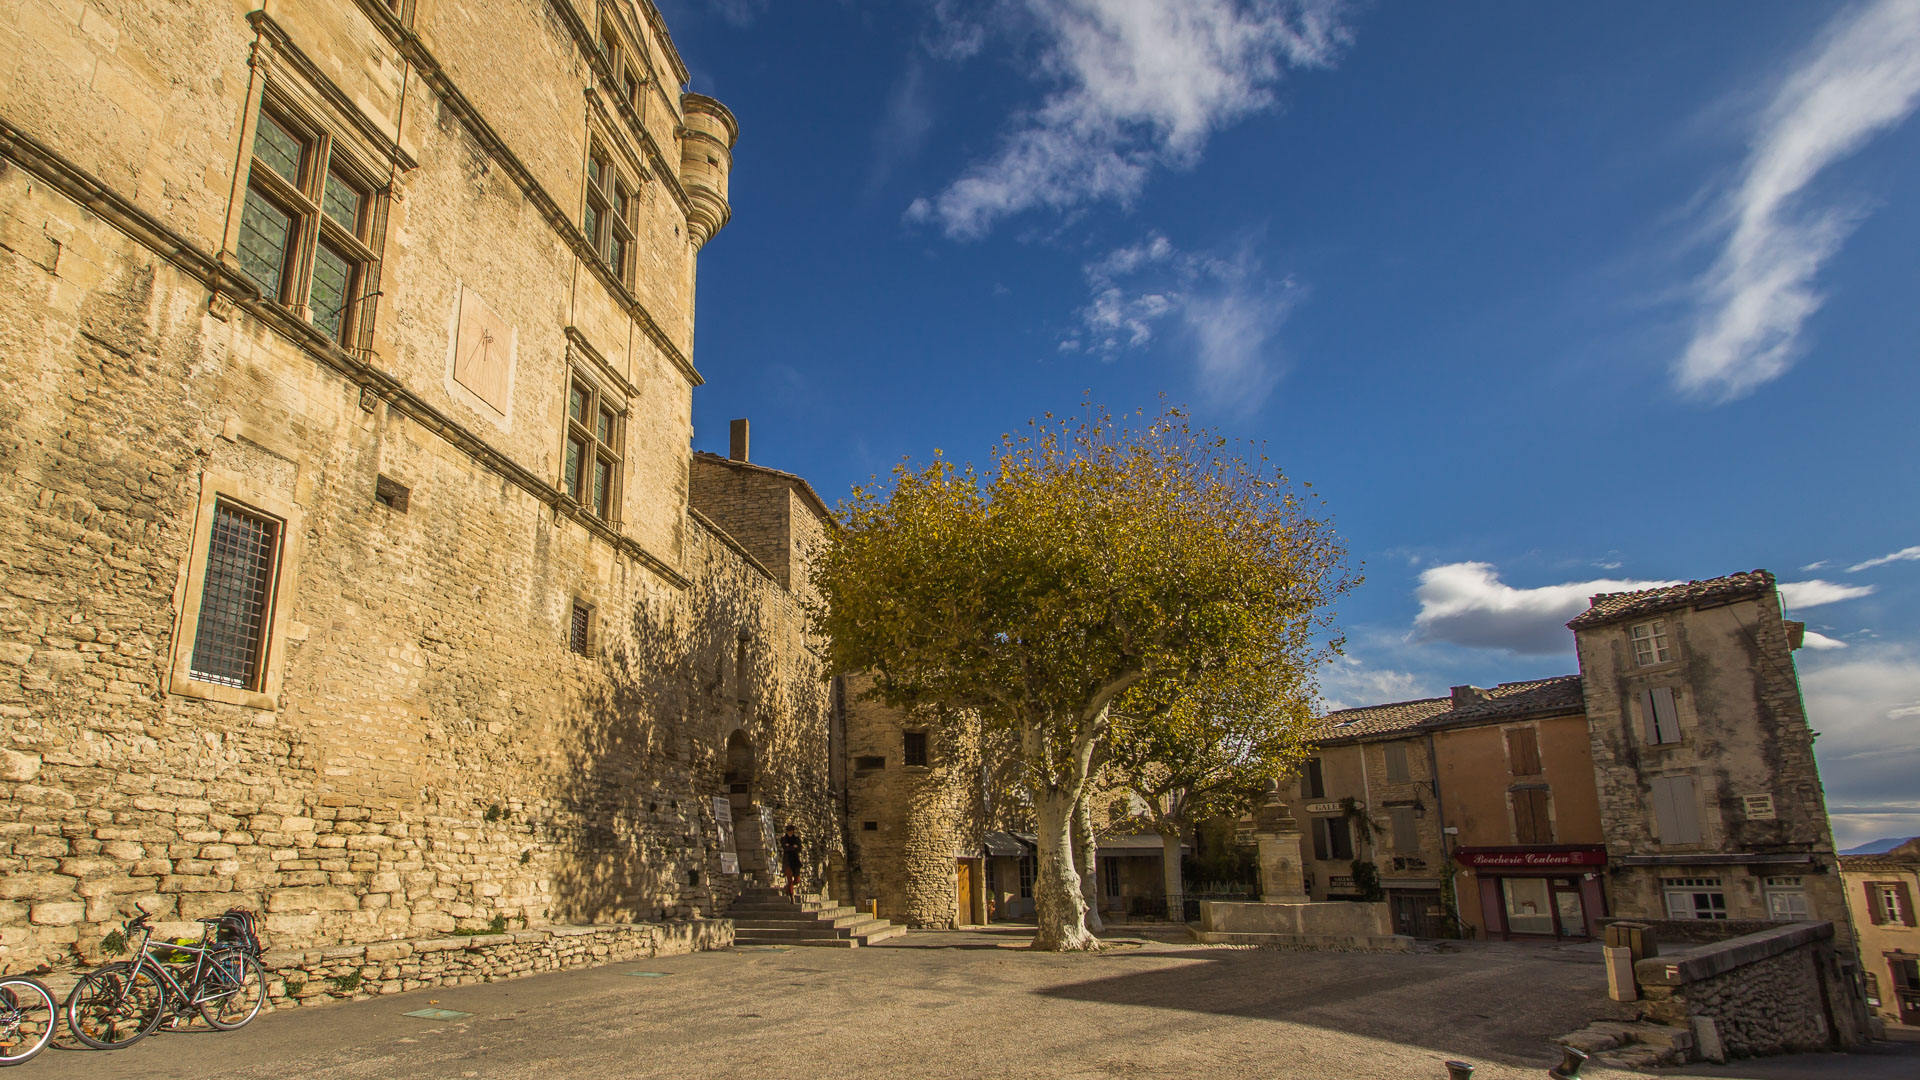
[374,474,409,512]
[1102,857,1121,899]
[1018,857,1034,899]
[1389,806,1419,852]
[1870,882,1916,926]
[188,500,283,690]
[1302,757,1325,799]
[562,377,623,521]
[1506,726,1542,776]
[862,821,878,831]
[1662,877,1727,920]
[1631,620,1673,665]
[1384,742,1411,783]
[903,731,929,767]
[623,67,642,109]
[1639,687,1682,745]
[568,600,594,655]
[854,755,885,771]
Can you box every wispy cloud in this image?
[1778,578,1877,610]
[1850,544,1920,572]
[1411,563,1680,656]
[868,60,937,195]
[1675,0,1920,401]
[1064,232,1301,410]
[907,0,1351,239]
[1800,630,1849,650]
[1801,643,1920,848]
[1316,653,1434,715]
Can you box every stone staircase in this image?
[1554,1019,1695,1069]
[728,887,906,948]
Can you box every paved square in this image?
[32,929,1901,1080]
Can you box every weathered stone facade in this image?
[0,0,851,973]
[1633,921,1871,1059]
[1571,572,1849,943]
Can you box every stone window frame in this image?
[562,368,626,522]
[568,596,597,657]
[1762,876,1810,921]
[902,729,930,769]
[1866,880,1917,926]
[1383,740,1413,783]
[1635,686,1685,747]
[582,138,638,286]
[167,472,305,711]
[226,67,389,352]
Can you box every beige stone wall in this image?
[840,676,983,928]
[1840,861,1920,1024]
[1357,736,1448,896]
[1575,587,1848,941]
[0,0,834,974]
[1284,743,1367,899]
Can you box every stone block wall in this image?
[1634,921,1870,1059]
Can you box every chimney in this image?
[729,418,749,463]
[1451,685,1489,707]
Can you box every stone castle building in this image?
[0,0,882,968]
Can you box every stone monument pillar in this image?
[1252,779,1311,903]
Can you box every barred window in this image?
[569,600,593,656]
[188,501,282,690]
[562,378,623,521]
[903,730,929,767]
[236,100,380,346]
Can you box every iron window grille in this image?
[569,600,594,656]
[188,500,282,690]
[563,378,623,521]
[903,730,929,767]
[236,99,381,348]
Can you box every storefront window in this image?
[1504,878,1555,935]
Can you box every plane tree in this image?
[808,404,1351,950]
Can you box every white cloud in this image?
[1849,544,1920,572]
[1675,0,1920,401]
[1777,578,1876,610]
[1801,644,1920,850]
[1411,562,1680,656]
[1316,653,1434,715]
[908,0,1351,239]
[1801,560,1830,571]
[1800,630,1848,650]
[1071,233,1300,410]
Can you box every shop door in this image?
[1894,959,1920,1026]
[1551,879,1588,939]
[1390,892,1450,938]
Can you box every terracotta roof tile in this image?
[1313,697,1453,742]
[1840,838,1920,870]
[1313,674,1586,744]
[1567,570,1775,630]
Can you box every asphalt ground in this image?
[27,927,1914,1080]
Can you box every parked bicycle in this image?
[65,907,267,1050]
[0,968,57,1066]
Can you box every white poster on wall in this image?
[713,795,739,875]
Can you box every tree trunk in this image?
[1160,827,1185,924]
[1031,788,1097,950]
[1073,788,1104,934]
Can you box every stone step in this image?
[731,913,870,931]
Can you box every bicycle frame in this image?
[120,918,245,1011]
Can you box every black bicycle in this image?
[66,908,267,1050]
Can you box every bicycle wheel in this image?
[66,962,166,1050]
[0,977,57,1066]
[198,952,267,1030]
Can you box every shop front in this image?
[1457,846,1607,941]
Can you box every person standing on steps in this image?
[779,824,804,898]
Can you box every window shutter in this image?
[1900,883,1917,927]
[1385,742,1410,782]
[1527,790,1553,844]
[1312,819,1329,861]
[1305,758,1324,799]
[1390,807,1417,852]
[1865,882,1886,925]
[1649,687,1679,743]
[1511,790,1533,844]
[1507,728,1541,776]
[1653,776,1702,844]
[1638,689,1659,743]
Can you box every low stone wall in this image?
[1190,901,1411,951]
[1596,917,1778,947]
[1633,921,1868,1061]
[259,919,732,1008]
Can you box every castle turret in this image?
[679,93,737,250]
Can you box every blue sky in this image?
[656,0,1920,847]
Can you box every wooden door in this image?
[956,860,973,925]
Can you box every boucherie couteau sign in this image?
[1455,846,1606,869]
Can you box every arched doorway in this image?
[722,729,771,885]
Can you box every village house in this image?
[1840,838,1920,1026]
